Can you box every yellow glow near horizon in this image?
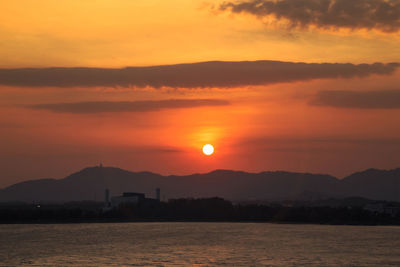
[202,144,214,156]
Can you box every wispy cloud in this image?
[0,61,398,88]
[28,99,230,114]
[238,136,400,153]
[219,0,400,32]
[310,90,400,108]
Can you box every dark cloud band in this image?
[220,0,400,32]
[310,90,400,109]
[28,99,230,113]
[0,61,398,88]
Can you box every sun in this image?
[202,144,214,156]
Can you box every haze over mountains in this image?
[0,166,399,203]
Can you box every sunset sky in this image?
[1,0,400,187]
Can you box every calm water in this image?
[1,223,400,266]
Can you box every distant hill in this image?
[0,166,399,203]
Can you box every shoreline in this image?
[2,219,400,226]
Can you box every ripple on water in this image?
[0,223,400,266]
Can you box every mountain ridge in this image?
[1,166,399,203]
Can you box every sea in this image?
[0,222,399,266]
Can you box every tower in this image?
[156,188,161,202]
[105,188,110,207]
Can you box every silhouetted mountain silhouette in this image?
[0,166,399,202]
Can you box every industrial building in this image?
[111,192,145,208]
[105,188,161,209]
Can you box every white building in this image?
[111,192,145,208]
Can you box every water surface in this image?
[1,223,399,266]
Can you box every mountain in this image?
[340,168,400,201]
[0,166,399,203]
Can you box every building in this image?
[364,203,400,217]
[111,192,145,208]
[106,188,162,209]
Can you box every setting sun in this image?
[202,144,214,156]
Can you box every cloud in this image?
[238,136,400,154]
[28,99,230,114]
[219,0,400,32]
[310,90,400,108]
[0,61,398,89]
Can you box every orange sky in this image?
[0,0,400,187]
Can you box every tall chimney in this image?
[105,188,110,206]
[156,188,161,202]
